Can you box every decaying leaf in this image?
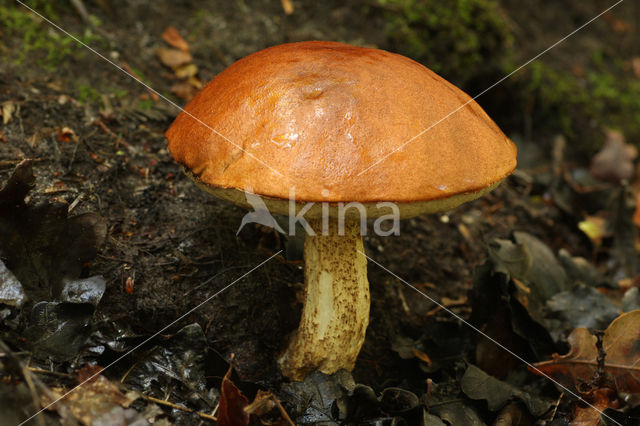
[161,26,189,52]
[488,231,567,301]
[545,284,619,341]
[171,80,199,101]
[244,390,295,425]
[0,259,26,307]
[282,370,355,423]
[0,160,107,297]
[571,387,620,426]
[461,364,553,417]
[45,374,142,426]
[123,323,210,409]
[218,359,250,426]
[532,310,640,407]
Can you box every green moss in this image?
[522,58,640,149]
[76,84,103,106]
[0,4,103,71]
[137,99,154,111]
[375,0,513,85]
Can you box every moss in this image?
[374,0,513,85]
[521,58,640,150]
[76,84,104,106]
[0,4,103,71]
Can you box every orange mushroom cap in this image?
[166,41,516,203]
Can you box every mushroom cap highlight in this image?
[166,41,517,204]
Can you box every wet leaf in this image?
[25,301,95,361]
[461,364,553,417]
[60,276,106,306]
[282,370,355,424]
[161,26,189,52]
[470,262,556,364]
[545,284,619,341]
[0,160,107,297]
[489,231,567,301]
[0,259,26,307]
[532,311,640,406]
[590,129,637,183]
[124,323,210,409]
[218,360,250,426]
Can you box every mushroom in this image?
[165,41,517,381]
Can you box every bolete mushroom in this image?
[165,41,517,381]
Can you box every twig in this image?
[141,394,217,422]
[27,367,73,378]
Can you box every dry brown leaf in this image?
[571,388,620,426]
[44,375,136,425]
[156,47,192,69]
[532,310,640,406]
[171,81,199,101]
[162,26,189,52]
[217,360,250,426]
[281,0,294,15]
[174,63,198,79]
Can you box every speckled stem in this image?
[279,218,369,381]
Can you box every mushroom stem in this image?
[279,218,369,380]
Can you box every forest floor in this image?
[1,1,640,425]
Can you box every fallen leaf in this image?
[55,126,77,143]
[218,359,250,426]
[571,387,619,426]
[171,80,199,101]
[590,129,637,182]
[161,26,189,52]
[281,370,355,423]
[532,310,640,407]
[45,375,140,426]
[0,160,107,297]
[156,47,192,69]
[281,0,294,14]
[461,364,553,417]
[245,390,294,425]
[0,259,26,307]
[174,63,198,79]
[545,284,619,341]
[578,216,607,247]
[2,100,16,125]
